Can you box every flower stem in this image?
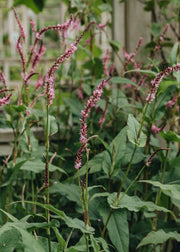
[102,102,149,236]
[45,105,51,252]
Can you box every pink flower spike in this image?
[16,37,26,74]
[0,69,7,87]
[103,49,110,76]
[146,64,180,104]
[30,19,36,34]
[36,14,73,39]
[0,93,12,106]
[166,94,177,108]
[73,18,81,30]
[13,8,26,41]
[75,78,110,169]
[97,22,108,29]
[151,124,166,134]
[26,109,31,117]
[145,148,170,166]
[99,99,109,128]
[77,85,83,100]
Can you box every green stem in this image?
[45,105,51,252]
[85,234,90,252]
[84,153,89,230]
[101,208,113,238]
[77,169,85,214]
[153,147,169,232]
[102,102,149,236]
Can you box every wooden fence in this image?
[0,0,152,76]
[0,0,178,79]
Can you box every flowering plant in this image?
[0,3,180,252]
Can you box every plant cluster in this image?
[0,1,180,251]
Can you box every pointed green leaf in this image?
[159,131,180,142]
[170,42,180,64]
[140,180,180,208]
[52,227,65,252]
[95,237,110,252]
[111,77,138,88]
[0,228,20,252]
[99,205,129,252]
[90,235,100,252]
[137,230,180,249]
[127,114,147,147]
[13,0,46,14]
[157,80,180,95]
[20,160,67,175]
[49,182,80,205]
[107,192,175,218]
[125,69,157,76]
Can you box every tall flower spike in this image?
[0,93,12,106]
[166,94,178,108]
[44,21,100,106]
[75,78,110,170]
[99,99,109,128]
[31,40,46,72]
[0,69,7,88]
[36,14,73,39]
[146,64,180,104]
[145,148,170,166]
[13,8,26,41]
[14,9,26,75]
[103,49,110,76]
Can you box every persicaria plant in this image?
[0,4,180,252]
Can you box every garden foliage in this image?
[0,0,180,251]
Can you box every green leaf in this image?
[98,3,112,12]
[159,131,180,142]
[13,0,46,14]
[90,235,100,252]
[0,223,45,252]
[11,104,27,113]
[67,236,86,252]
[15,225,45,252]
[127,114,147,147]
[139,180,180,208]
[63,97,83,116]
[108,40,122,51]
[0,209,19,223]
[0,228,20,252]
[151,22,161,37]
[89,192,110,203]
[125,69,157,76]
[12,201,94,234]
[78,152,104,176]
[38,236,59,252]
[121,143,145,165]
[111,77,138,88]
[170,42,179,65]
[107,193,175,218]
[20,160,67,175]
[173,67,180,82]
[48,115,58,136]
[137,229,180,249]
[64,218,94,234]
[99,206,129,252]
[49,181,80,205]
[144,0,155,11]
[157,80,179,95]
[95,237,110,252]
[52,227,65,252]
